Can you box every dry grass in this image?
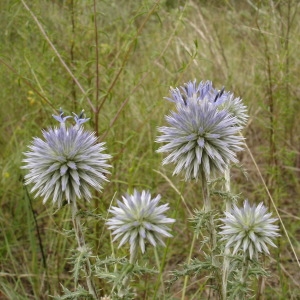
[1,0,300,298]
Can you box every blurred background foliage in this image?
[1,0,300,298]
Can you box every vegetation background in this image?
[1,0,300,299]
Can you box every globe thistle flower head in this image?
[165,80,213,106]
[106,190,175,256]
[220,200,280,260]
[165,80,248,127]
[22,110,112,207]
[216,94,248,127]
[157,98,245,181]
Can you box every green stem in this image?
[181,233,197,300]
[118,247,138,297]
[201,173,216,251]
[222,167,231,300]
[154,247,165,298]
[71,201,98,299]
[224,167,231,211]
[241,257,250,289]
[129,247,138,265]
[201,171,218,298]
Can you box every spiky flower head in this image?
[157,80,245,181]
[165,80,248,127]
[22,109,112,207]
[220,200,280,259]
[106,190,175,256]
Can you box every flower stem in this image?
[118,247,138,297]
[154,247,166,298]
[222,167,231,300]
[201,171,218,297]
[224,167,231,211]
[201,172,216,251]
[129,247,138,265]
[181,233,196,300]
[241,256,250,293]
[71,201,98,299]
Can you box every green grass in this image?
[1,0,300,299]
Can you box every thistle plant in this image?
[22,109,112,299]
[106,190,175,296]
[156,80,246,245]
[157,80,249,298]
